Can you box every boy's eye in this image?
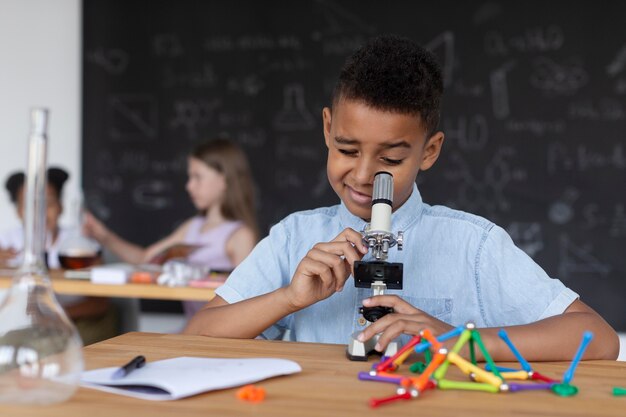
[382,157,403,166]
[338,149,358,156]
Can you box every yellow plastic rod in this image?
[499,370,530,380]
[447,352,502,387]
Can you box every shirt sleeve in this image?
[476,224,579,327]
[215,219,293,340]
[0,227,20,250]
[0,230,8,249]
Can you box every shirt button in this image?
[357,317,367,326]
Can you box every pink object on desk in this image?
[188,274,228,289]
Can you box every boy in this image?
[185,35,618,360]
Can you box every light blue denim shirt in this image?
[216,184,578,344]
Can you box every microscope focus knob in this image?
[396,231,403,251]
[360,306,395,322]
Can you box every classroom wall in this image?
[0,0,80,231]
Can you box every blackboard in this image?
[82,0,626,330]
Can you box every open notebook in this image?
[80,356,301,401]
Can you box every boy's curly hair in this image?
[332,34,443,136]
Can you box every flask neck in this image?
[20,111,49,275]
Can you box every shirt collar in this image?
[338,183,424,233]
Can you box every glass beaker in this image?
[0,108,84,405]
[57,196,101,270]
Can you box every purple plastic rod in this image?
[358,372,404,384]
[507,382,556,393]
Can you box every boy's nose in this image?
[353,159,375,185]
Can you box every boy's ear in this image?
[420,131,445,171]
[322,107,332,148]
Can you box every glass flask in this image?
[57,197,101,270]
[0,108,84,405]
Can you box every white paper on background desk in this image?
[90,263,135,284]
[80,356,302,401]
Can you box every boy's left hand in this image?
[357,295,454,352]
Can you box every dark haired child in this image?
[1,167,116,345]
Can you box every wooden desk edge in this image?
[0,273,216,301]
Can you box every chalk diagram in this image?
[484,26,564,56]
[153,34,184,57]
[227,74,264,96]
[548,187,579,225]
[273,84,315,131]
[274,168,304,189]
[530,57,587,95]
[490,60,516,119]
[557,234,611,280]
[548,189,626,235]
[425,31,455,88]
[84,192,111,221]
[507,222,544,257]
[275,136,321,160]
[607,44,626,94]
[96,149,151,175]
[443,114,489,151]
[606,44,626,77]
[95,175,123,193]
[87,48,128,75]
[108,95,158,140]
[169,98,221,139]
[443,147,526,216]
[132,180,173,210]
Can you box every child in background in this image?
[83,139,259,318]
[184,35,619,361]
[0,167,117,345]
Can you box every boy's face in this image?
[323,99,444,220]
[15,184,63,234]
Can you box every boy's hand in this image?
[285,228,368,311]
[356,295,454,352]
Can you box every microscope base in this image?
[346,331,399,361]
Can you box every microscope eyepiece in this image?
[370,172,393,235]
[372,171,393,206]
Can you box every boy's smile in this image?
[323,99,444,220]
[346,185,371,206]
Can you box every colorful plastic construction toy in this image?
[359,323,594,407]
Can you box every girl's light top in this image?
[181,218,243,318]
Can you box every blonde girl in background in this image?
[83,139,259,318]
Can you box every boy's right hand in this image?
[284,228,368,311]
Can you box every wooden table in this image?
[0,332,624,416]
[0,270,216,301]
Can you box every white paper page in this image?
[80,357,301,401]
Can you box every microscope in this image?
[347,171,404,361]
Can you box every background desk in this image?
[1,332,624,417]
[0,270,216,301]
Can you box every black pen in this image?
[111,355,146,379]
